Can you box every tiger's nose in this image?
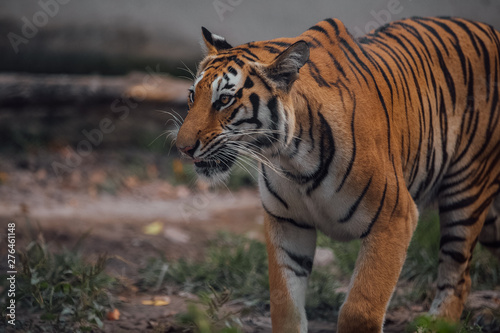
[178,145,196,158]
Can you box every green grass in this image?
[138,232,269,309]
[401,210,442,301]
[407,314,484,333]
[138,232,345,322]
[177,288,244,333]
[0,236,116,332]
[305,267,345,320]
[139,221,500,327]
[316,231,360,278]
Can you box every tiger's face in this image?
[176,28,309,182]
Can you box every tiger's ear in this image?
[201,27,233,55]
[265,41,310,91]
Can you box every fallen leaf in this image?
[106,308,120,321]
[164,227,190,243]
[143,221,163,235]
[141,296,171,306]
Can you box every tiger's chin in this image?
[193,153,237,184]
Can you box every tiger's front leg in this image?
[338,192,419,332]
[264,212,317,333]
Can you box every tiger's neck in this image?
[263,90,340,182]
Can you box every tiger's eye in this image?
[220,95,231,105]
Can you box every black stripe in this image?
[249,68,273,91]
[444,217,478,228]
[282,264,308,277]
[339,177,372,223]
[327,50,347,79]
[262,165,289,209]
[227,66,237,76]
[264,45,282,54]
[479,240,500,248]
[440,235,466,248]
[423,32,457,112]
[375,84,392,156]
[288,124,303,158]
[437,283,456,291]
[423,18,468,85]
[244,77,254,88]
[268,41,292,48]
[226,104,243,123]
[324,18,340,36]
[241,54,256,62]
[336,100,357,192]
[361,181,388,238]
[307,60,330,87]
[268,96,280,141]
[484,216,498,226]
[449,18,481,56]
[306,99,316,152]
[306,111,335,195]
[439,183,488,213]
[339,38,369,85]
[281,247,314,276]
[390,156,401,218]
[233,57,245,67]
[231,93,263,128]
[441,249,468,264]
[263,205,314,230]
[413,18,450,56]
[308,24,330,39]
[238,47,260,60]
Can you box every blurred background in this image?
[1,1,500,332]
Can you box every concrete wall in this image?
[2,0,500,73]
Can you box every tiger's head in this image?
[176,28,309,182]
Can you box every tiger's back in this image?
[356,17,500,204]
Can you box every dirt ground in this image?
[1,150,499,333]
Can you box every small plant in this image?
[0,235,116,331]
[177,287,243,333]
[406,314,484,333]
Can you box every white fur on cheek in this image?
[211,70,242,104]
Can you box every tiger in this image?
[175,16,500,332]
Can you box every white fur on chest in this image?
[259,169,372,241]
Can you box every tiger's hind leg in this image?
[430,176,500,321]
[479,194,500,258]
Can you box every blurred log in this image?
[0,72,191,106]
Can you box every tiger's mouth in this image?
[193,149,238,179]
